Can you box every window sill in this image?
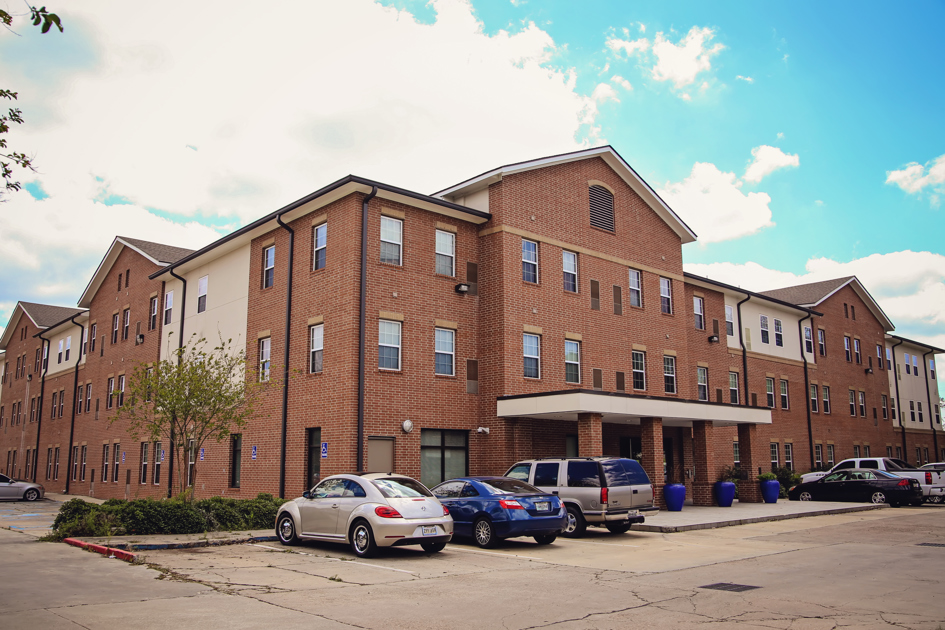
[310,266,327,275]
[522,280,540,288]
[660,312,674,317]
[378,368,403,374]
[378,261,404,270]
[434,273,456,280]
[434,374,456,379]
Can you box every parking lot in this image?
[3,504,945,629]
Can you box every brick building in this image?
[1,146,941,505]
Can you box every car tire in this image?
[929,495,943,504]
[420,541,447,553]
[870,491,887,505]
[276,513,298,546]
[23,488,39,502]
[350,520,378,558]
[533,534,557,545]
[799,491,813,502]
[473,517,498,549]
[605,522,631,535]
[562,505,587,538]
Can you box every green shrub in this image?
[52,498,96,531]
[772,466,801,498]
[758,472,777,482]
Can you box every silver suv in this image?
[505,457,658,537]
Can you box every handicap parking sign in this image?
[321,442,328,459]
[252,445,257,460]
[200,448,205,461]
[121,451,125,463]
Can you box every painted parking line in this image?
[566,539,640,548]
[248,543,417,575]
[447,546,543,559]
[1,513,44,518]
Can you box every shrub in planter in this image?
[758,472,780,503]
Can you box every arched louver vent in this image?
[589,185,615,232]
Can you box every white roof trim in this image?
[0,304,32,349]
[811,277,894,332]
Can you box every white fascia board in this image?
[0,305,28,349]
[78,238,126,308]
[813,277,894,332]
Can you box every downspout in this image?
[891,339,906,458]
[275,214,295,500]
[64,315,85,494]
[798,312,815,470]
[922,349,938,458]
[33,335,49,482]
[735,294,751,405]
[167,271,187,498]
[358,187,379,471]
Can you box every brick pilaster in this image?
[692,420,716,506]
[737,423,763,503]
[577,413,602,457]
[640,417,665,508]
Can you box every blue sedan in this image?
[431,477,567,548]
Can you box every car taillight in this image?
[498,499,524,510]
[897,479,911,487]
[375,506,403,518]
[600,487,608,504]
[927,472,933,485]
[442,505,450,516]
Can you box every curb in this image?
[64,538,138,562]
[76,534,279,552]
[633,503,886,533]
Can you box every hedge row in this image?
[47,494,288,541]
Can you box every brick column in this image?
[577,413,603,457]
[737,423,762,503]
[691,420,716,506]
[682,429,694,497]
[640,417,664,508]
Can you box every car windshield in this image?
[372,477,433,498]
[478,478,541,495]
[601,458,651,486]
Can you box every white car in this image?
[275,473,453,557]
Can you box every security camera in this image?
[477,427,490,435]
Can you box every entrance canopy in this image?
[496,390,772,427]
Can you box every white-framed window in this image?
[697,367,708,401]
[804,326,813,354]
[149,297,158,331]
[309,324,323,374]
[82,327,88,356]
[112,313,120,344]
[187,440,195,487]
[770,443,779,470]
[854,339,861,364]
[140,442,149,485]
[435,229,455,276]
[886,347,892,366]
[106,377,115,409]
[844,336,852,362]
[881,394,888,419]
[629,269,642,308]
[101,444,110,482]
[313,223,327,271]
[564,340,580,384]
[818,329,826,356]
[122,309,130,340]
[562,251,578,292]
[153,441,162,485]
[814,444,823,467]
[632,351,646,390]
[774,319,783,347]
[57,340,63,364]
[380,216,403,265]
[891,398,897,420]
[733,441,740,466]
[659,278,672,314]
[823,386,831,414]
[197,275,208,313]
[523,334,540,379]
[917,401,924,422]
[522,239,538,283]
[827,444,835,466]
[912,355,919,376]
[766,378,775,408]
[784,443,794,471]
[379,320,402,370]
[930,359,936,380]
[693,297,704,330]
[259,337,271,382]
[859,391,866,417]
[729,372,739,404]
[663,356,676,394]
[810,384,819,412]
[876,345,884,369]
[117,375,125,407]
[725,305,735,337]
[434,328,455,376]
[262,245,275,288]
[780,380,789,409]
[853,445,861,458]
[164,291,174,326]
[849,390,856,416]
[760,315,770,344]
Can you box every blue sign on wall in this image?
[252,445,257,460]
[200,448,205,461]
[161,449,165,462]
[321,442,328,459]
[121,451,125,464]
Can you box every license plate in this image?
[535,501,550,511]
[421,526,437,536]
[626,510,638,517]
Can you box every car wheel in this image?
[562,505,587,538]
[473,517,498,549]
[420,541,446,553]
[23,488,39,502]
[870,491,887,505]
[350,520,378,558]
[929,495,943,504]
[799,491,813,502]
[533,534,557,545]
[605,522,631,535]
[276,513,298,546]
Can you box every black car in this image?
[788,468,922,507]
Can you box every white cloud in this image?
[680,93,692,102]
[611,75,633,90]
[650,26,724,89]
[606,35,650,56]
[743,145,800,183]
[777,132,785,139]
[736,75,754,83]
[591,83,619,104]
[658,162,774,243]
[886,153,945,204]
[815,200,824,206]
[639,23,646,33]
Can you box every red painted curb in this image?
[63,538,137,562]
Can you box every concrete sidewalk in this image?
[637,499,886,532]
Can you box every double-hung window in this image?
[523,334,540,379]
[876,345,884,369]
[725,305,735,336]
[770,443,780,471]
[259,338,271,382]
[844,336,851,362]
[379,321,401,371]
[859,392,866,417]
[380,217,403,265]
[697,367,708,401]
[564,340,580,384]
[912,355,919,377]
[760,316,770,344]
[112,314,119,344]
[905,352,911,375]
[804,327,813,354]
[917,401,924,422]
[632,351,646,390]
[729,372,739,404]
[197,276,208,313]
[562,251,577,292]
[57,340,63,364]
[780,380,789,409]
[164,291,174,326]
[149,297,158,330]
[122,309,130,341]
[784,443,794,471]
[309,324,323,374]
[823,386,831,414]
[931,359,936,380]
[262,245,275,288]
[102,445,110,482]
[827,445,835,466]
[659,278,672,314]
[815,444,823,467]
[435,230,455,276]
[693,297,704,330]
[628,269,642,307]
[849,390,856,416]
[81,328,88,356]
[312,223,327,271]
[810,384,819,412]
[230,434,242,488]
[117,375,125,407]
[766,378,775,408]
[107,378,115,410]
[663,356,676,394]
[140,443,149,484]
[434,328,454,376]
[881,395,888,420]
[818,329,826,356]
[854,339,861,364]
[522,240,538,283]
[774,319,783,347]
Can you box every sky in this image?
[1,0,943,394]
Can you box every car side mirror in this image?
[302,491,311,499]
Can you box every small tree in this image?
[112,334,267,500]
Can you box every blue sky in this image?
[1,0,943,392]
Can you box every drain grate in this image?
[699,582,761,593]
[916,542,945,548]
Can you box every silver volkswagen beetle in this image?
[0,473,45,501]
[275,473,453,558]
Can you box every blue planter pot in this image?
[714,481,736,507]
[760,480,780,504]
[664,484,686,511]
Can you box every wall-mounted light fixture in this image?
[476,427,490,435]
[708,335,720,343]
[455,283,470,294]
[401,419,414,433]
[865,367,873,375]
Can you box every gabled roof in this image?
[432,145,697,244]
[0,301,84,350]
[78,236,195,307]
[759,276,894,332]
[886,334,945,355]
[684,273,822,316]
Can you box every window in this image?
[818,329,826,356]
[379,321,402,371]
[632,351,646,390]
[810,385,819,412]
[230,434,242,488]
[197,276,208,313]
[804,327,813,354]
[854,339,861,364]
[844,303,849,318]
[42,345,48,370]
[814,444,823,467]
[912,355,919,376]
[118,272,123,292]
[766,378,775,408]
[891,398,897,420]
[85,384,92,413]
[420,429,468,488]
[51,392,58,419]
[760,316,770,344]
[917,401,924,422]
[915,447,921,465]
[663,356,676,394]
[784,443,793,471]
[590,280,600,310]
[121,309,129,341]
[149,298,158,330]
[112,313,119,344]
[693,297,704,330]
[729,372,739,404]
[905,352,911,375]
[76,387,82,415]
[187,440,195,486]
[258,337,271,382]
[823,386,831,414]
[140,443,149,484]
[309,324,324,374]
[697,367,708,401]
[629,269,642,308]
[380,217,402,265]
[118,375,125,407]
[522,239,538,283]
[57,340,63,364]
[107,378,115,409]
[851,305,856,320]
[523,334,540,379]
[853,445,861,458]
[262,245,275,288]
[80,445,86,481]
[613,285,622,315]
[859,391,866,417]
[733,442,740,466]
[564,340,580,384]
[153,442,162,484]
[81,328,88,357]
[827,445,835,466]
[774,319,783,347]
[931,359,936,380]
[435,230,455,276]
[659,278,672,314]
[849,390,856,416]
[164,291,174,326]
[312,223,327,271]
[780,380,789,409]
[886,347,892,366]
[435,328,455,376]
[935,404,941,425]
[770,443,779,471]
[725,305,735,337]
[844,337,851,362]
[45,448,52,480]
[877,345,884,369]
[306,428,321,490]
[588,184,615,232]
[562,251,577,292]
[887,446,893,458]
[102,444,110,482]
[881,395,888,419]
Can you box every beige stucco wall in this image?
[44,321,86,377]
[725,297,812,363]
[887,341,938,431]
